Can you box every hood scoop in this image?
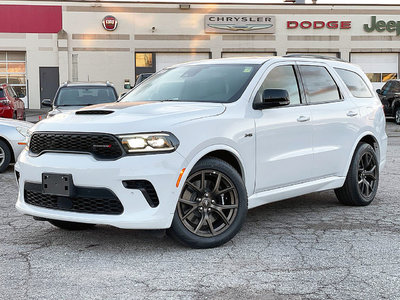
[75,110,114,115]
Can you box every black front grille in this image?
[29,132,123,159]
[24,182,124,215]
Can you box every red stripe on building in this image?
[0,5,62,33]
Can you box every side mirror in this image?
[41,99,52,107]
[376,89,381,94]
[124,83,132,90]
[253,89,290,110]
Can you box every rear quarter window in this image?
[334,68,373,98]
[299,65,341,104]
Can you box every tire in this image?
[0,140,12,173]
[395,106,400,125]
[167,157,248,248]
[12,111,17,120]
[48,220,95,231]
[335,143,379,206]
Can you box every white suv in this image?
[15,56,387,248]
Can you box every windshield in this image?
[122,64,260,103]
[55,86,117,106]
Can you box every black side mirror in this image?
[253,89,290,110]
[41,99,52,107]
[376,89,381,94]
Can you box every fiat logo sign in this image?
[102,15,118,31]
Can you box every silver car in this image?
[0,118,33,172]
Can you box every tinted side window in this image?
[391,81,400,93]
[256,65,301,105]
[334,68,372,98]
[0,89,4,98]
[299,65,340,104]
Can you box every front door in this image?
[39,67,59,108]
[254,63,314,192]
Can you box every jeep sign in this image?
[364,16,400,35]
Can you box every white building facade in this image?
[1,1,400,108]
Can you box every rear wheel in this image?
[168,157,247,248]
[48,220,95,231]
[0,140,12,173]
[395,106,400,125]
[335,143,379,206]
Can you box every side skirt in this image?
[248,176,345,209]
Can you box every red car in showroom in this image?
[0,84,25,120]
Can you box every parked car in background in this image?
[376,79,400,124]
[16,56,387,248]
[42,82,118,118]
[0,118,33,172]
[0,84,25,120]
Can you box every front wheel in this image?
[168,157,248,248]
[335,143,379,206]
[0,140,12,173]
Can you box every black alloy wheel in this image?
[168,157,247,248]
[335,143,379,206]
[357,151,378,198]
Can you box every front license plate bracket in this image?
[42,173,74,197]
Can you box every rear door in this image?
[297,63,360,179]
[254,62,314,192]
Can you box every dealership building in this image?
[1,1,400,108]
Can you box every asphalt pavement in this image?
[1,121,400,299]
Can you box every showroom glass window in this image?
[256,65,301,105]
[335,68,373,98]
[0,52,26,97]
[299,65,340,103]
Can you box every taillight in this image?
[0,99,10,105]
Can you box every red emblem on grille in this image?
[102,16,118,31]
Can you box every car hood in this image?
[0,118,33,128]
[33,101,226,134]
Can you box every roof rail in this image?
[283,54,347,62]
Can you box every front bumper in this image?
[15,150,187,229]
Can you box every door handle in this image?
[297,115,310,122]
[346,111,358,117]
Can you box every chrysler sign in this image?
[205,15,275,34]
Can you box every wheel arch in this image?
[179,145,248,192]
[0,136,15,163]
[343,132,380,177]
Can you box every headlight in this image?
[16,127,30,137]
[118,132,179,154]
